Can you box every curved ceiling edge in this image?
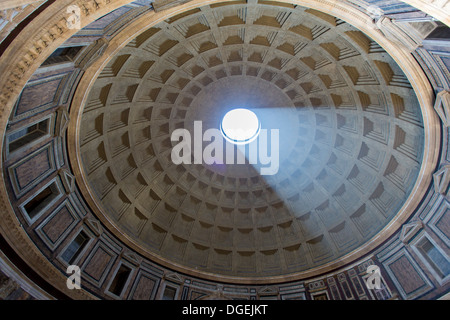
[65,0,441,284]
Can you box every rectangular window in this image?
[8,118,50,154]
[418,237,450,279]
[312,293,328,300]
[23,182,60,221]
[108,264,132,297]
[61,231,89,264]
[42,46,83,66]
[162,285,177,300]
[425,23,450,41]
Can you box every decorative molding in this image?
[152,0,193,12]
[401,0,450,27]
[0,251,52,300]
[0,1,45,43]
[382,248,434,300]
[399,220,423,244]
[0,0,43,10]
[55,106,70,137]
[58,168,75,194]
[434,91,450,127]
[433,165,450,195]
[164,272,184,283]
[84,217,103,237]
[0,0,131,119]
[122,251,141,266]
[74,37,110,71]
[258,286,279,295]
[376,16,419,52]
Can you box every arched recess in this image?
[0,0,443,296]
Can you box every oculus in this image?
[220,108,261,145]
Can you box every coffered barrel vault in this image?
[0,0,449,300]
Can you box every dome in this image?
[75,3,426,281]
[0,0,448,300]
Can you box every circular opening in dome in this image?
[220,108,261,145]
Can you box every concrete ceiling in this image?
[78,2,424,278]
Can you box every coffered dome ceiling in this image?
[75,2,425,279]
